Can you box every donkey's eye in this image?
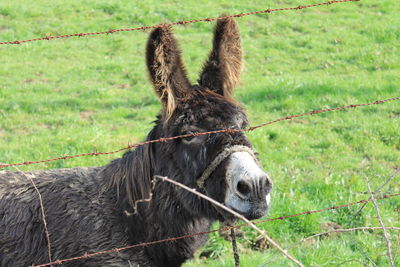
[183,131,196,141]
[182,130,206,144]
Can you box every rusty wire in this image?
[1,96,399,170]
[1,0,359,45]
[29,192,399,267]
[2,1,395,265]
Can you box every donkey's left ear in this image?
[146,26,192,116]
[199,18,242,100]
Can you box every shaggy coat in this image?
[0,18,271,267]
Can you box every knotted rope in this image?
[196,145,258,189]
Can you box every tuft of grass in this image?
[1,0,399,266]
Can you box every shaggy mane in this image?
[103,144,154,209]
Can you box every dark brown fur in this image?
[146,26,192,119]
[0,18,260,267]
[199,18,242,100]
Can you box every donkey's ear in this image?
[199,18,242,99]
[146,26,191,116]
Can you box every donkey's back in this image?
[0,167,149,266]
[0,167,101,208]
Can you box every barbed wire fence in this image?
[7,97,399,267]
[1,97,399,170]
[0,0,359,45]
[29,191,400,267]
[1,0,399,266]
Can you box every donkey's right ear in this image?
[198,18,242,100]
[146,26,191,116]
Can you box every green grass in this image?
[1,0,399,266]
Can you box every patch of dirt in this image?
[218,227,244,242]
[320,221,343,237]
[289,119,310,124]
[37,123,53,129]
[251,235,271,251]
[113,84,130,89]
[21,78,49,84]
[80,111,94,121]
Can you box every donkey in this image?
[0,18,272,267]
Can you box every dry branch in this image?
[11,166,53,266]
[355,169,400,216]
[155,175,304,267]
[230,228,240,267]
[366,177,395,267]
[287,227,400,250]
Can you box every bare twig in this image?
[394,232,400,260]
[287,227,400,250]
[366,177,395,267]
[340,241,378,267]
[125,179,157,216]
[155,175,304,267]
[11,166,52,266]
[373,169,400,194]
[230,228,240,267]
[354,169,400,216]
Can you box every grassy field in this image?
[1,0,399,266]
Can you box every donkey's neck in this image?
[117,186,213,267]
[100,184,213,267]
[144,198,212,267]
[102,152,215,267]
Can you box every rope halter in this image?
[196,145,259,189]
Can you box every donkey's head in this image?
[145,18,272,221]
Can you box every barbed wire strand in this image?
[2,96,399,170]
[29,192,399,267]
[2,2,393,266]
[252,192,400,225]
[1,0,359,46]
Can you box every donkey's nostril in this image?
[236,180,251,198]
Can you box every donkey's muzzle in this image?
[224,151,273,220]
[234,174,272,200]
